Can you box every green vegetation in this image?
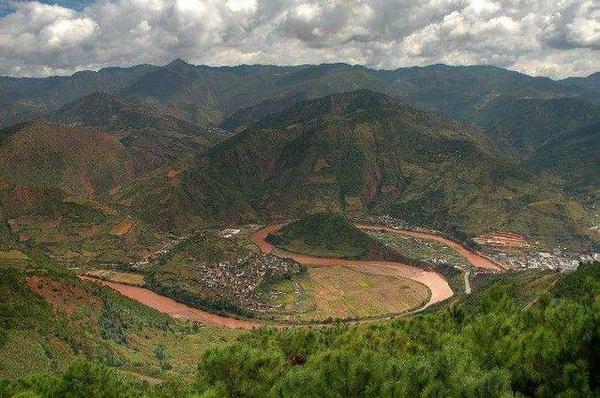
[187,261,600,396]
[3,263,600,397]
[367,230,468,293]
[528,120,600,197]
[268,212,373,258]
[0,252,238,381]
[118,89,596,248]
[111,156,256,233]
[474,96,599,157]
[0,121,133,198]
[51,92,229,173]
[256,265,430,322]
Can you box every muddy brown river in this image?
[82,223,502,328]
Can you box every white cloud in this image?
[0,0,599,78]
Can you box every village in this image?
[128,226,304,314]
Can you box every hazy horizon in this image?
[1,0,599,79]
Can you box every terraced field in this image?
[263,265,430,322]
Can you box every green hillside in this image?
[473,97,600,157]
[269,213,371,258]
[2,262,600,397]
[0,251,238,381]
[122,62,391,126]
[268,212,379,259]
[0,64,157,127]
[7,61,596,135]
[114,90,596,247]
[51,92,230,172]
[528,121,600,197]
[208,90,594,247]
[0,121,134,198]
[111,156,256,233]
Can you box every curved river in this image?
[82,223,502,329]
[250,224,455,308]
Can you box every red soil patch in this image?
[8,215,36,230]
[79,171,96,198]
[111,218,135,236]
[40,217,61,230]
[27,275,102,316]
[80,276,260,330]
[381,185,397,193]
[80,225,103,238]
[251,224,454,309]
[167,169,181,187]
[11,186,42,210]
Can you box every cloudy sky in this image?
[1,0,599,78]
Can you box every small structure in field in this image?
[474,231,529,249]
[220,228,241,238]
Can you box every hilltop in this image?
[268,212,383,259]
[50,92,230,172]
[0,121,134,198]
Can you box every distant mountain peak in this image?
[587,71,600,79]
[167,58,192,68]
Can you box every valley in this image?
[0,59,598,397]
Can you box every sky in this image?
[0,0,599,78]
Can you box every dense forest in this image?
[2,262,599,397]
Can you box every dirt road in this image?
[80,276,261,330]
[251,224,454,308]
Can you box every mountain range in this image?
[0,60,598,250]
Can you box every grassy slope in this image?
[0,121,134,198]
[0,187,166,267]
[50,92,230,173]
[0,251,238,381]
[111,156,256,233]
[527,120,600,195]
[473,96,600,158]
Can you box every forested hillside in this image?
[2,262,599,397]
[116,90,595,248]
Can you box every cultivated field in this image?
[84,269,145,286]
[367,231,470,267]
[266,265,430,322]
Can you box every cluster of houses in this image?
[188,252,303,312]
[488,250,598,271]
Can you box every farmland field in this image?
[367,231,471,267]
[264,265,430,322]
[84,269,145,286]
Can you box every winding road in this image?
[82,223,503,329]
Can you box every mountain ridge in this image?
[116,90,595,248]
